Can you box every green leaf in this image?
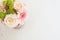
[3,1,7,5]
[3,0,16,14]
[0,12,6,19]
[13,0,16,1]
[7,9,14,14]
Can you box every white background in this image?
[0,0,60,40]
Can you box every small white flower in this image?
[14,2,23,12]
[4,14,20,28]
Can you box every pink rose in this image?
[20,11,26,21]
[18,11,26,25]
[0,19,2,23]
[0,4,3,12]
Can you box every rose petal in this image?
[20,12,26,20]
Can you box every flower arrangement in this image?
[0,0,26,28]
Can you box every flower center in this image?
[7,17,15,24]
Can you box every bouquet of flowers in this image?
[0,0,26,29]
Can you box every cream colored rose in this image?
[4,14,20,28]
[14,2,23,12]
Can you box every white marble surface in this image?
[0,0,60,40]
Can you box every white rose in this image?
[4,14,20,28]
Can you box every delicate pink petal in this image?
[20,11,26,20]
[0,4,3,12]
